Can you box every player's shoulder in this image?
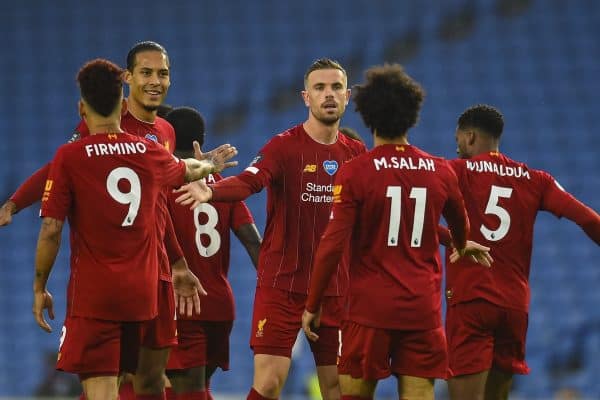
[54,140,82,157]
[154,116,175,133]
[258,125,303,154]
[272,124,303,142]
[337,132,367,154]
[339,147,374,172]
[52,134,100,165]
[68,120,89,142]
[408,146,453,169]
[413,146,446,161]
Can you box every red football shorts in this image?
[56,315,145,377]
[446,299,530,376]
[141,279,177,349]
[250,286,342,366]
[338,320,448,380]
[166,320,234,371]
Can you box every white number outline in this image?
[385,186,427,248]
[106,167,141,227]
[193,203,221,257]
[480,185,513,241]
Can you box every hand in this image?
[172,267,207,317]
[0,200,17,227]
[194,142,238,173]
[33,290,54,332]
[302,307,322,342]
[174,181,213,209]
[450,240,493,267]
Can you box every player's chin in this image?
[142,101,161,112]
[144,96,165,108]
[318,114,341,125]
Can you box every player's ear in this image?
[123,69,132,85]
[345,89,351,105]
[301,90,309,107]
[468,131,476,146]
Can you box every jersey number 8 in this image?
[194,203,221,257]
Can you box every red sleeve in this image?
[211,137,285,202]
[151,143,186,188]
[441,165,469,250]
[437,225,452,247]
[230,200,255,230]
[164,208,184,264]
[561,200,600,245]
[539,172,600,244]
[40,150,71,221]
[10,163,51,211]
[210,175,260,202]
[306,166,356,312]
[11,122,89,212]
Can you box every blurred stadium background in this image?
[1,0,599,398]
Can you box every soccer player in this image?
[445,104,600,400]
[174,58,368,400]
[302,63,471,400]
[33,58,229,400]
[164,106,262,400]
[5,41,236,399]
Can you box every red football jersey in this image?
[306,144,468,330]
[447,152,581,312]
[11,112,176,214]
[167,173,255,321]
[41,133,186,321]
[77,112,178,281]
[228,124,367,295]
[74,112,176,153]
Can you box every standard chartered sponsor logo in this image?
[301,182,334,203]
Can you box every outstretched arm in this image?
[561,199,600,245]
[0,163,52,226]
[193,141,239,171]
[33,217,63,332]
[175,175,262,209]
[182,144,238,182]
[0,201,17,227]
[541,173,600,245]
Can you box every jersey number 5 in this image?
[386,186,427,248]
[481,185,513,241]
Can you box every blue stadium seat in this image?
[1,0,599,397]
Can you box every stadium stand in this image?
[0,0,598,397]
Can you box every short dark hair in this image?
[126,41,169,72]
[166,106,206,151]
[352,64,425,139]
[457,104,504,139]
[304,58,346,87]
[77,58,124,117]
